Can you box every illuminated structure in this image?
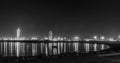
[48,30,53,41]
[15,28,25,40]
[17,28,21,39]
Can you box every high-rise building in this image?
[17,28,21,38]
[48,30,53,40]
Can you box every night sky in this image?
[0,0,120,37]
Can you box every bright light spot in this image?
[100,36,105,40]
[31,37,38,40]
[85,39,90,41]
[60,38,64,41]
[93,36,97,39]
[109,38,114,41]
[73,36,80,41]
[44,37,48,40]
[57,37,60,40]
[64,37,66,40]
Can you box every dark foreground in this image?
[0,55,120,63]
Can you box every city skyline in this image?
[0,1,120,37]
[0,1,120,40]
[0,27,119,41]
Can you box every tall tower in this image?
[49,30,53,41]
[17,28,21,38]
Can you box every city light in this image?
[100,36,105,41]
[108,38,116,41]
[73,36,80,41]
[93,36,97,40]
[84,39,90,41]
[31,37,38,40]
[44,37,48,40]
[0,27,120,42]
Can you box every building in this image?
[17,28,21,38]
[48,30,53,41]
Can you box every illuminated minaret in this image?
[17,28,21,38]
[49,30,53,41]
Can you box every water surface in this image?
[0,42,110,57]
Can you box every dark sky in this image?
[0,0,120,37]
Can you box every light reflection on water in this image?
[0,42,109,57]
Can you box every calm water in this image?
[0,42,109,57]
